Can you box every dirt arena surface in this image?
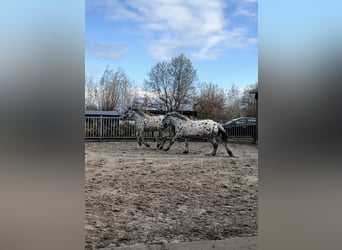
[85,140,258,249]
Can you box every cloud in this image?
[87,0,257,61]
[233,9,257,18]
[192,28,257,60]
[86,41,129,60]
[85,64,100,76]
[132,86,157,99]
[233,0,258,19]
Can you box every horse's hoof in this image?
[164,148,169,151]
[228,151,233,157]
[183,151,189,154]
[146,144,151,148]
[211,153,216,156]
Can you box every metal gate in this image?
[85,116,163,140]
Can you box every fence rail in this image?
[85,116,256,142]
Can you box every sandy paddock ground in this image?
[85,140,258,249]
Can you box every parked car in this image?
[223,117,256,138]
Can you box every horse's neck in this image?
[132,112,146,121]
[170,117,183,127]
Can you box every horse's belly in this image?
[144,127,159,132]
[182,129,210,138]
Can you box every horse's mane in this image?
[167,112,191,121]
[132,108,151,117]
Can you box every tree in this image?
[194,82,226,120]
[85,75,99,110]
[116,70,136,112]
[168,54,197,111]
[98,66,133,111]
[144,61,172,111]
[144,54,198,112]
[225,84,241,119]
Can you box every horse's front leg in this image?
[157,130,169,150]
[136,131,142,146]
[137,131,150,147]
[141,136,150,147]
[157,130,164,149]
[157,136,166,150]
[183,139,189,154]
[164,134,179,151]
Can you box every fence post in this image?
[100,116,103,141]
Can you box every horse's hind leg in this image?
[222,140,233,157]
[216,135,234,157]
[209,137,218,156]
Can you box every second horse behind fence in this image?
[121,109,170,149]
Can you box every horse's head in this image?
[160,114,171,129]
[121,109,134,119]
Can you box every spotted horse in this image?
[121,109,170,149]
[161,112,234,157]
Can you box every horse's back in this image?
[179,119,219,137]
[143,115,164,131]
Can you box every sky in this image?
[85,0,258,91]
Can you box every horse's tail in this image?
[218,124,228,142]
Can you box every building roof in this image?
[85,109,197,117]
[85,110,120,116]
